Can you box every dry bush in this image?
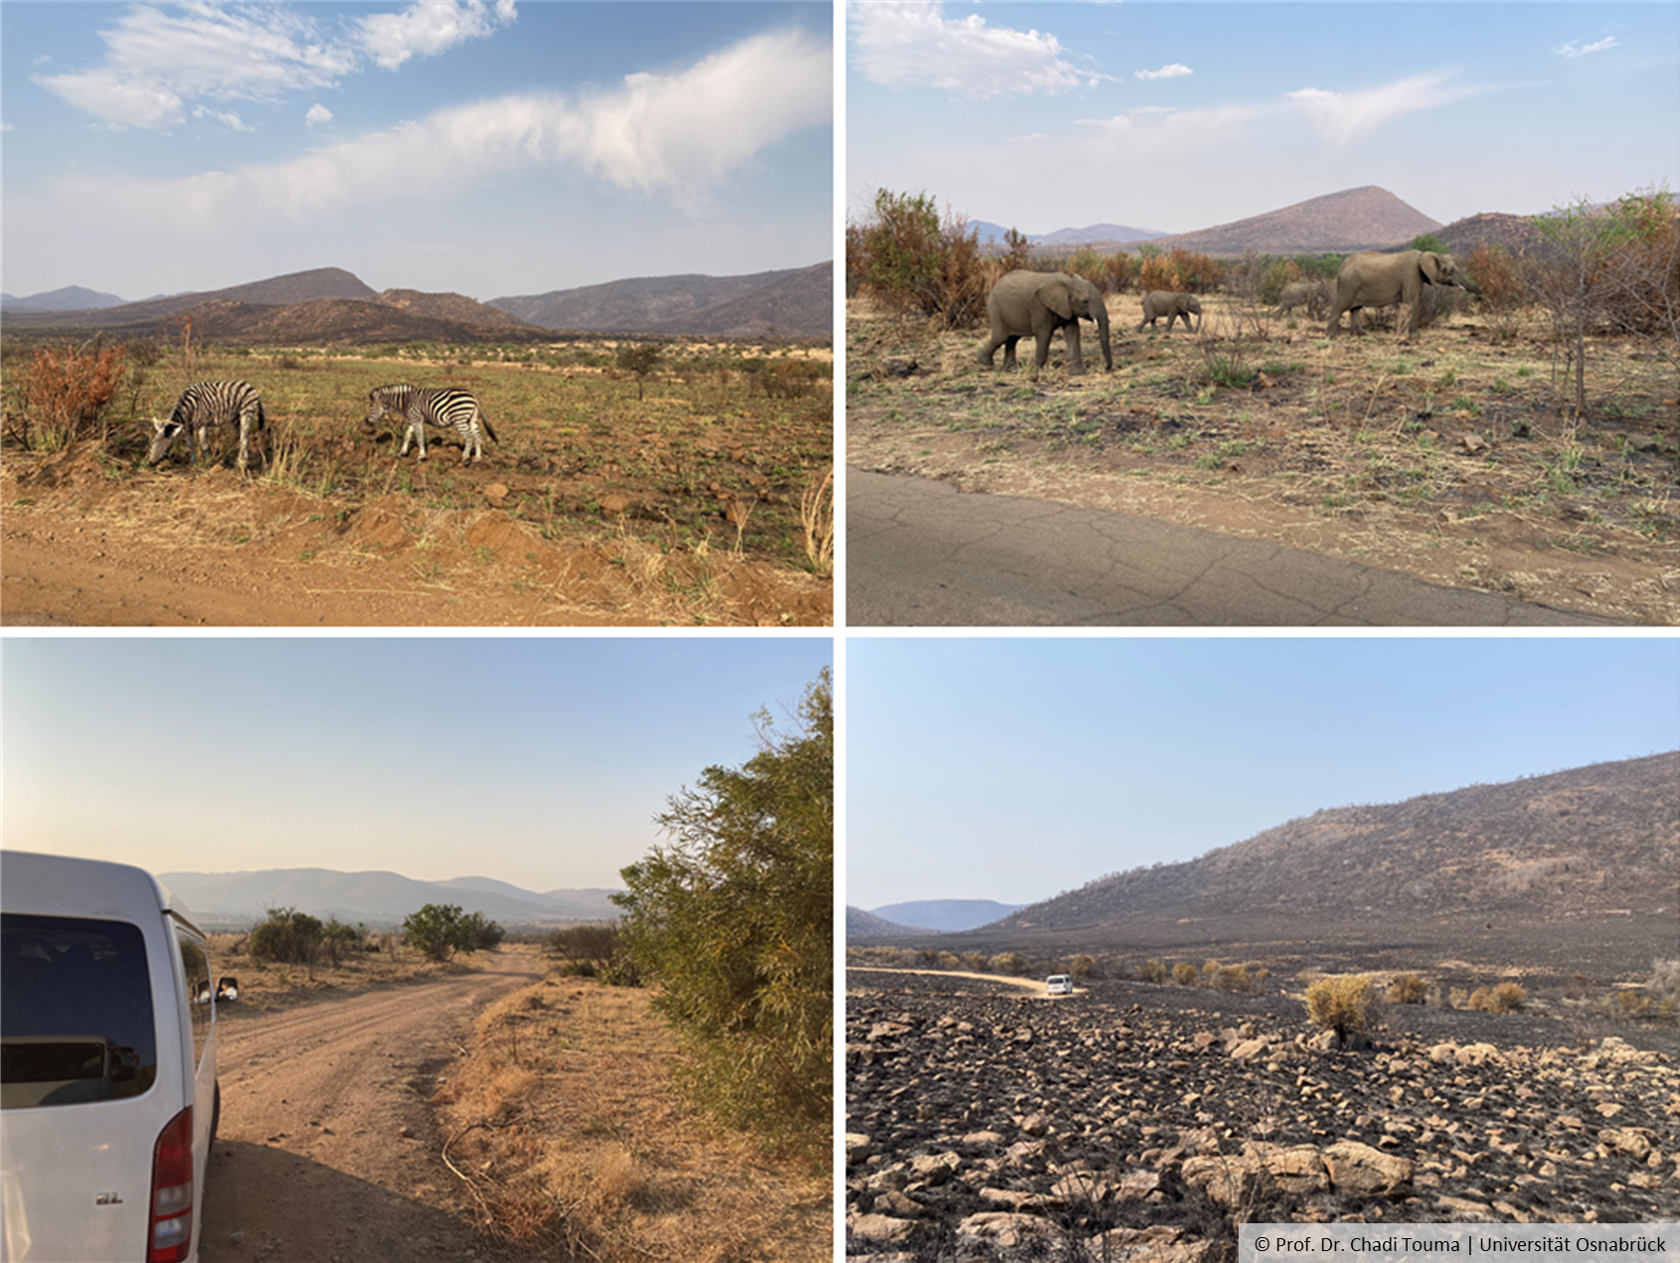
[1170,247,1224,293]
[1468,981,1527,1014]
[1106,250,1135,294]
[849,188,989,329]
[1387,973,1428,1005]
[1305,974,1385,1047]
[1141,959,1170,984]
[988,951,1028,975]
[1139,254,1184,294]
[9,340,128,451]
[1172,962,1198,986]
[1214,964,1254,993]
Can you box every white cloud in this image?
[53,27,831,225]
[355,0,518,71]
[306,103,334,127]
[849,0,1100,100]
[192,105,256,133]
[1286,72,1484,147]
[1556,36,1619,58]
[1136,64,1192,82]
[34,1,515,131]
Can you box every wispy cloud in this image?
[356,0,517,71]
[1287,72,1484,146]
[36,1,516,131]
[1556,36,1619,58]
[52,27,831,224]
[849,0,1100,100]
[306,103,333,128]
[1135,64,1192,82]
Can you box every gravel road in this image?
[200,950,544,1263]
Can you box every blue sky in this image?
[847,2,1678,237]
[2,636,832,892]
[1,1,832,301]
[847,636,1680,910]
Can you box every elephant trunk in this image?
[1094,303,1113,371]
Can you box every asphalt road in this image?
[846,468,1623,627]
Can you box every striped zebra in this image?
[147,380,266,473]
[365,385,498,464]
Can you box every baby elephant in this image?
[1137,291,1201,333]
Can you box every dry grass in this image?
[208,931,459,1012]
[848,293,1680,623]
[432,976,830,1263]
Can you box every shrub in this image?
[1305,975,1384,1047]
[848,188,989,329]
[548,923,621,970]
[1468,981,1526,1014]
[1169,247,1224,293]
[989,951,1029,975]
[1411,232,1449,254]
[1141,959,1170,985]
[1172,962,1198,986]
[612,670,831,1156]
[320,918,364,966]
[1067,953,1097,981]
[1387,973,1428,1005]
[8,340,128,452]
[1214,964,1253,993]
[248,907,325,967]
[1258,259,1303,306]
[1139,255,1184,294]
[1105,250,1134,294]
[403,903,470,962]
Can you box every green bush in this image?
[402,903,501,963]
[248,907,325,967]
[612,670,831,1157]
[1306,975,1385,1047]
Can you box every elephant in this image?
[1137,291,1201,333]
[977,270,1113,375]
[1327,250,1468,339]
[1277,281,1321,315]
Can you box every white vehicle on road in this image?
[2,851,233,1263]
[1045,974,1074,995]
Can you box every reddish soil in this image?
[2,446,831,626]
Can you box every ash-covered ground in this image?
[846,972,1680,1261]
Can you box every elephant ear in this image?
[1041,280,1076,321]
[1418,252,1444,284]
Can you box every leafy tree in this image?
[403,903,470,962]
[248,907,325,969]
[847,189,987,328]
[616,342,663,400]
[612,670,832,1157]
[458,910,505,952]
[1410,232,1449,254]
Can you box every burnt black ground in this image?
[846,972,1680,1261]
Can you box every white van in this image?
[1045,974,1074,995]
[1,851,231,1263]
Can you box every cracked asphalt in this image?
[846,469,1623,627]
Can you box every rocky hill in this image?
[971,221,1169,247]
[877,754,1678,981]
[1436,211,1553,259]
[870,899,1024,933]
[1152,185,1444,255]
[849,906,930,939]
[490,261,832,339]
[2,284,128,313]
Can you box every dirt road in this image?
[201,950,544,1263]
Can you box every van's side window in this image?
[0,914,159,1109]
[178,932,212,1070]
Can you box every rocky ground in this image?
[845,973,1680,1261]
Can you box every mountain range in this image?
[0,262,832,342]
[156,867,622,930]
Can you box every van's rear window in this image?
[1,914,158,1108]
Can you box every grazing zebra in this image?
[365,384,498,464]
[147,380,266,473]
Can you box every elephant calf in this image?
[978,270,1113,376]
[1137,291,1201,334]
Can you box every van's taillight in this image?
[148,1106,194,1263]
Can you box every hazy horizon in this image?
[3,637,832,894]
[847,638,1680,910]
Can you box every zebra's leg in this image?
[237,416,250,474]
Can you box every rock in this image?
[845,1133,872,1164]
[956,1212,1058,1249]
[1323,1141,1412,1196]
[483,482,509,503]
[847,1213,915,1244]
[1182,1153,1264,1207]
[598,493,632,515]
[1229,1038,1271,1061]
[1600,1128,1655,1161]
[961,1130,1005,1147]
[908,1151,960,1186]
[872,1189,923,1218]
[867,1021,911,1042]
[1018,1113,1050,1137]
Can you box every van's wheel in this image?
[210,1082,222,1147]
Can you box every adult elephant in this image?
[1137,291,1202,333]
[977,270,1113,375]
[1328,250,1468,339]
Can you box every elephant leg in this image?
[1033,329,1053,370]
[1064,322,1085,375]
[1001,335,1020,371]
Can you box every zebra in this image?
[365,385,498,464]
[147,380,266,473]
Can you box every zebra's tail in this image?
[255,399,267,432]
[480,413,499,445]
